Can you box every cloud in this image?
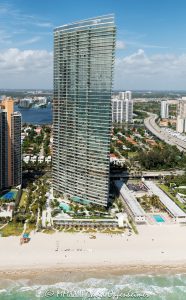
[116,40,126,50]
[35,22,53,28]
[0,5,8,14]
[125,40,169,49]
[0,2,52,48]
[115,49,186,90]
[18,37,41,46]
[1,47,186,90]
[120,49,151,66]
[0,48,52,72]
[0,48,52,88]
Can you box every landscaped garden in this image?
[0,222,23,237]
[137,194,166,212]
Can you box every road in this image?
[144,113,186,152]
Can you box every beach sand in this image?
[1,224,186,283]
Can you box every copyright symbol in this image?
[44,290,55,297]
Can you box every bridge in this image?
[111,170,184,179]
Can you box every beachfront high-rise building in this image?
[112,91,133,123]
[176,115,185,133]
[161,100,169,119]
[177,98,186,119]
[53,15,116,206]
[176,98,186,133]
[0,98,22,190]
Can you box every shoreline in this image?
[1,264,186,285]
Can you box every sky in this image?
[0,0,186,90]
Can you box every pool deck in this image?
[147,213,173,225]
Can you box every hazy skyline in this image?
[0,0,186,90]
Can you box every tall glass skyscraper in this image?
[53,15,116,206]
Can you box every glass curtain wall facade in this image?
[0,110,8,189]
[53,15,116,206]
[11,112,22,187]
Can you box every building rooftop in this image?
[115,181,146,217]
[144,180,186,218]
[54,14,115,33]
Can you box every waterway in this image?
[14,104,52,125]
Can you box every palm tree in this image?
[117,199,124,211]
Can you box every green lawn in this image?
[19,191,27,208]
[100,228,125,234]
[42,228,55,234]
[0,222,23,237]
[62,228,77,233]
[128,152,137,158]
[129,220,138,234]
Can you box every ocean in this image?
[14,104,52,125]
[0,273,186,300]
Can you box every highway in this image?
[144,113,186,152]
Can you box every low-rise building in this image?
[30,156,37,163]
[0,202,15,218]
[115,180,146,224]
[52,215,124,228]
[38,156,44,163]
[45,156,51,163]
[19,98,33,108]
[23,155,30,163]
[144,180,186,223]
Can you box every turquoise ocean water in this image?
[0,273,186,300]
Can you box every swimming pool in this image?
[59,202,71,212]
[0,191,17,201]
[153,215,165,223]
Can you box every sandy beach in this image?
[1,224,186,282]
